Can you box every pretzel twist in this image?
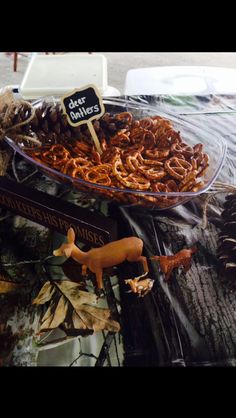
[165,157,192,180]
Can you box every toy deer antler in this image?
[53,228,148,289]
[150,246,197,281]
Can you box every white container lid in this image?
[125,65,236,95]
[20,53,108,99]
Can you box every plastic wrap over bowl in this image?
[5,97,227,210]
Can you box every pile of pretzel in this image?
[26,112,209,207]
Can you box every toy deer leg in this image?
[95,269,104,289]
[82,264,88,276]
[137,255,149,273]
[151,256,168,274]
[165,266,174,281]
[182,258,191,273]
[150,255,162,267]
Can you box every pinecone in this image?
[21,101,81,145]
[218,193,236,288]
[19,102,131,146]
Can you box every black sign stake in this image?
[61,84,105,154]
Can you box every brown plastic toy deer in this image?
[53,228,148,289]
[150,246,197,281]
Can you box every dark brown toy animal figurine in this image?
[150,246,197,281]
[53,228,148,289]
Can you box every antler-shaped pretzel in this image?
[121,144,144,158]
[101,147,121,163]
[196,153,209,177]
[151,115,173,132]
[193,143,203,153]
[165,179,179,191]
[125,152,140,172]
[41,144,70,168]
[179,170,198,191]
[74,140,91,154]
[110,132,130,147]
[91,149,102,164]
[118,173,151,190]
[113,159,150,189]
[139,117,155,129]
[137,153,163,166]
[61,157,92,176]
[165,157,192,180]
[145,148,170,159]
[171,142,194,158]
[152,182,169,193]
[84,164,112,186]
[130,127,146,144]
[151,182,178,206]
[141,130,155,148]
[115,111,133,124]
[138,166,166,180]
[112,158,129,178]
[100,138,108,152]
[129,128,155,147]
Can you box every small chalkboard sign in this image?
[61,84,105,154]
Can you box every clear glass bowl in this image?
[5,97,227,210]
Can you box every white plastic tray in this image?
[20,53,108,99]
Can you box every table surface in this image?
[1,93,236,366]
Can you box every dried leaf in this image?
[0,279,22,294]
[40,296,68,330]
[32,282,55,304]
[39,299,56,329]
[56,280,97,308]
[72,311,87,330]
[33,280,120,335]
[78,306,120,333]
